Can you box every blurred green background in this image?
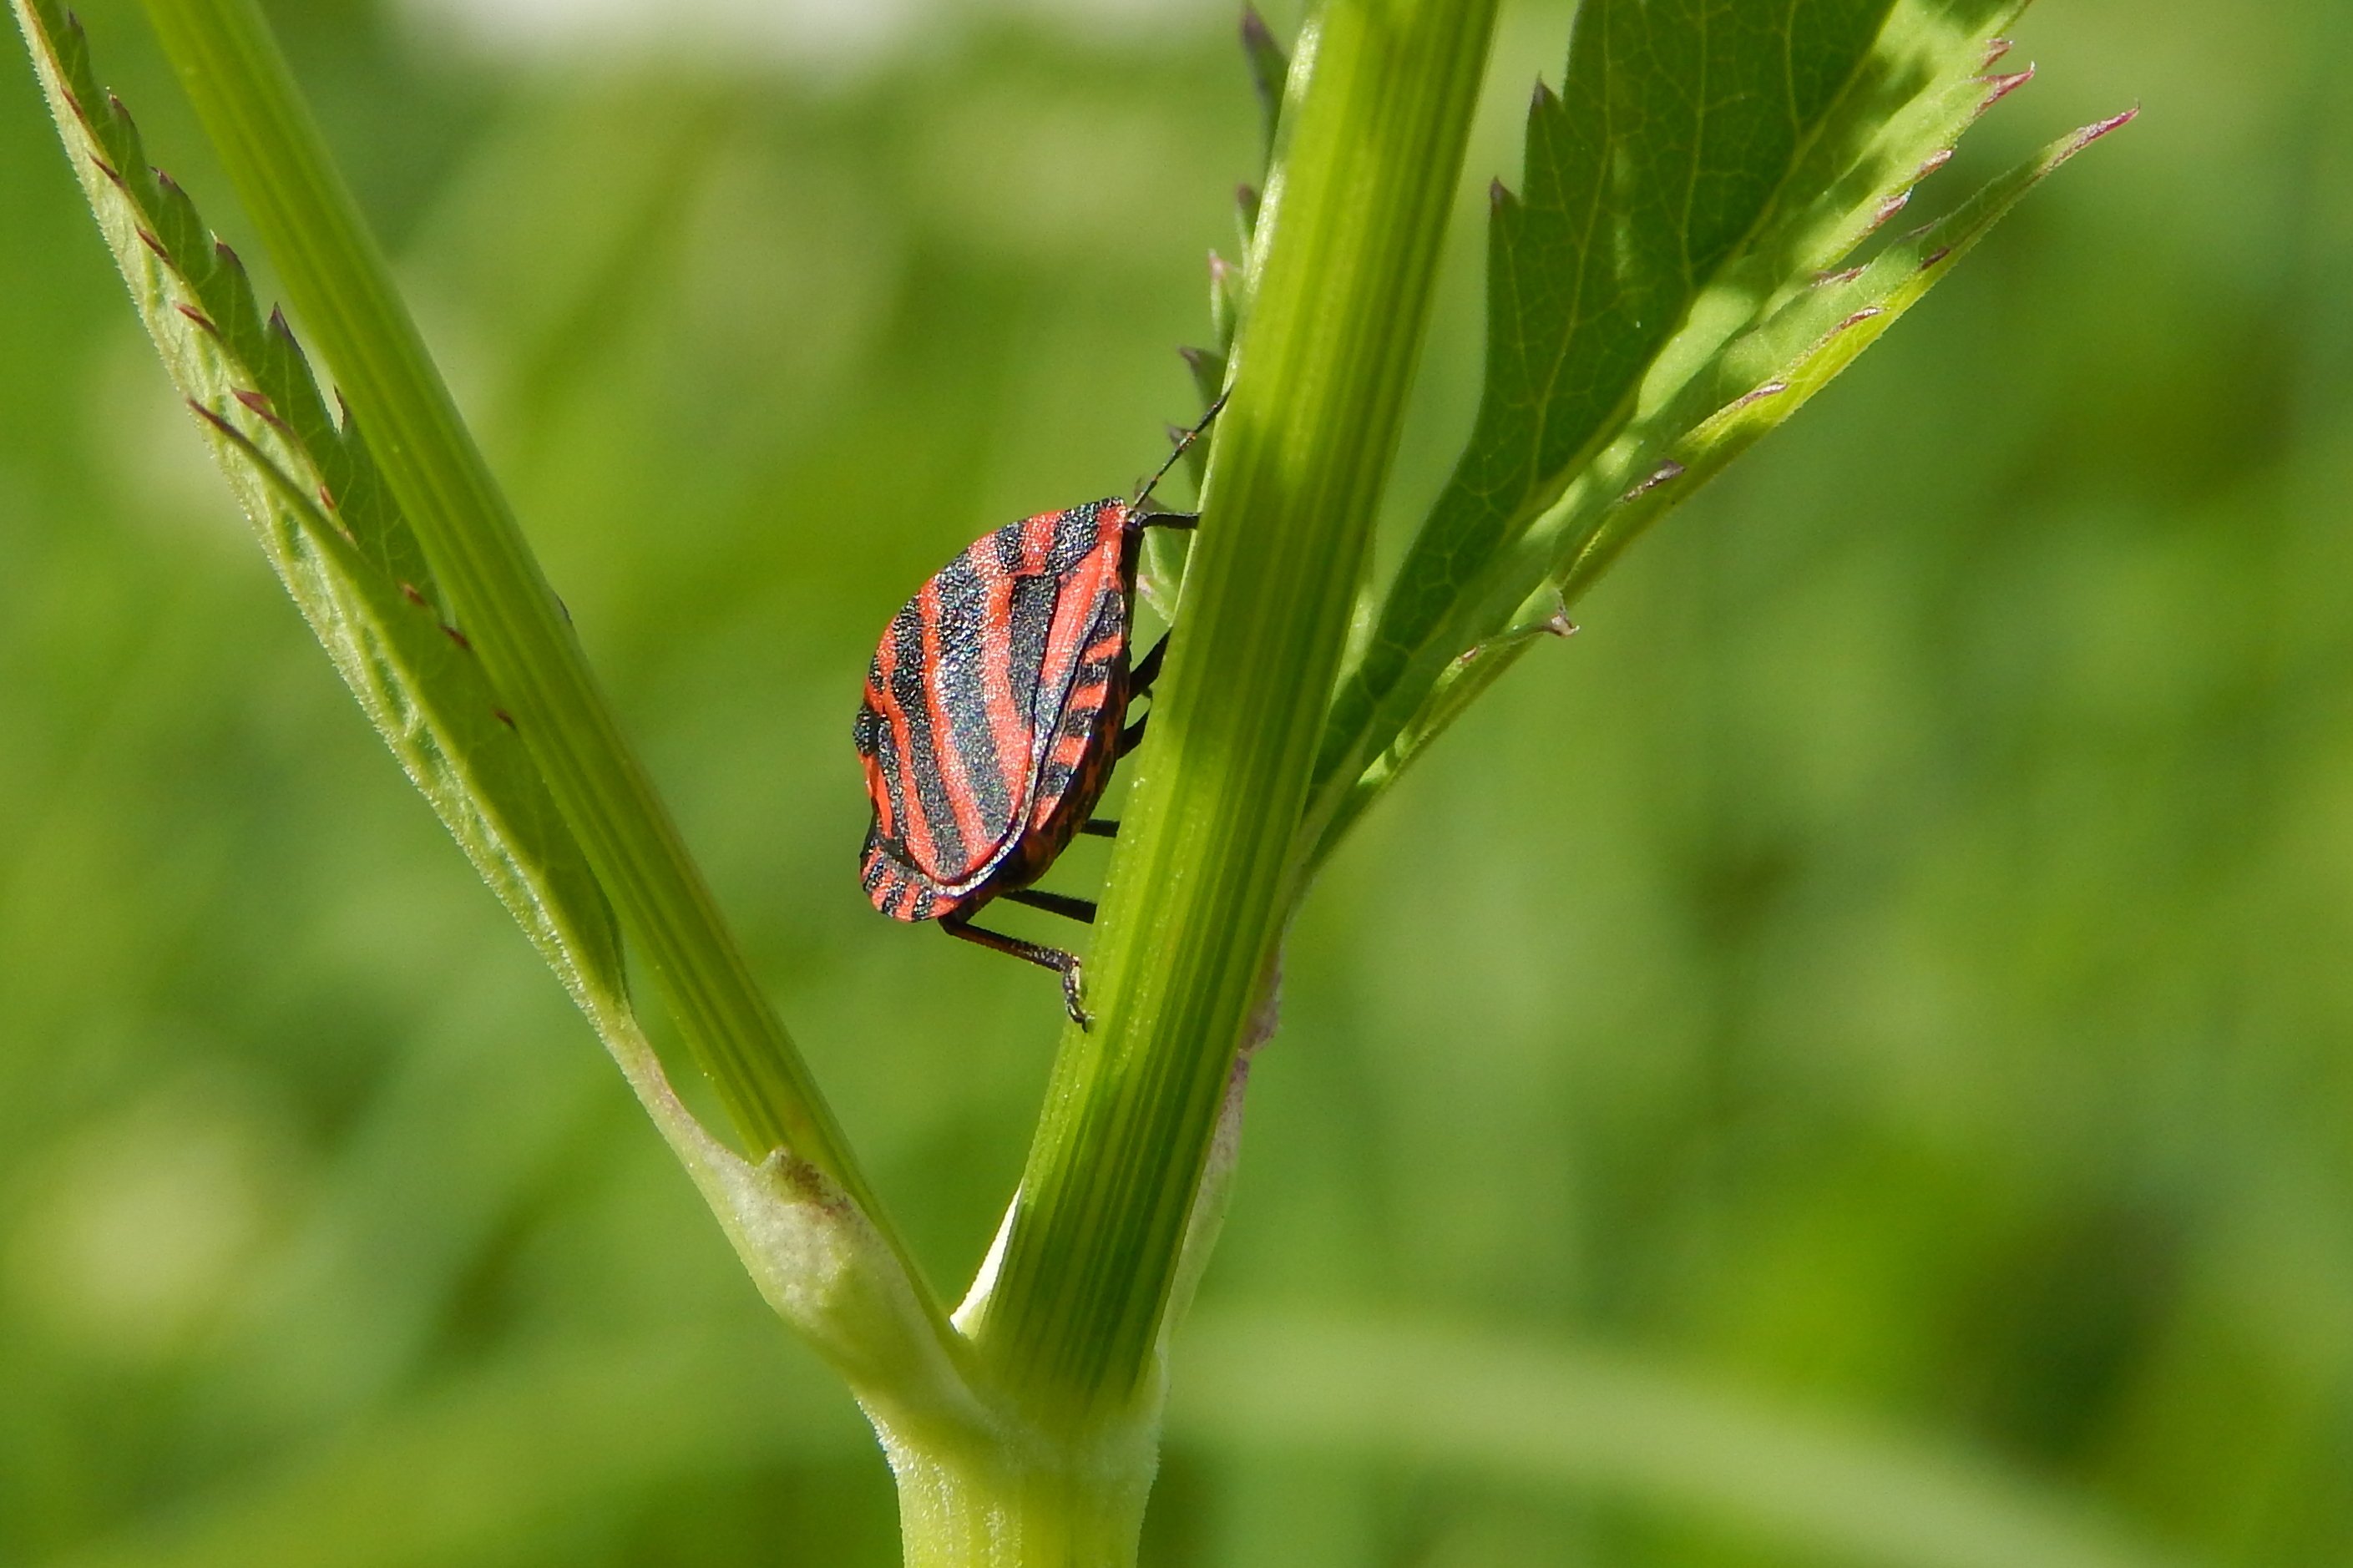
[1,0,2345,1562]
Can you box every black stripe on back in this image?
[993,521,1027,574]
[888,605,969,875]
[929,554,1013,840]
[871,706,908,832]
[1049,502,1106,573]
[1006,573,1056,755]
[1083,583,1126,646]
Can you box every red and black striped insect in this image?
[853,402,1222,1026]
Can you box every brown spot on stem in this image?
[1622,460,1685,502]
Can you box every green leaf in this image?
[1304,0,2122,864]
[13,0,974,1429]
[1313,104,2137,861]
[13,0,620,1008]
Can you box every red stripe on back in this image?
[874,620,944,878]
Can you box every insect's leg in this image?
[1081,819,1120,837]
[1141,511,1198,531]
[1129,635,1170,697]
[1002,887,1098,923]
[1119,713,1148,757]
[941,912,1090,1028]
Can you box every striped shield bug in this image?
[853,398,1223,1026]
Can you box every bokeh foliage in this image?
[0,0,2345,1564]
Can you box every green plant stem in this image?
[886,1437,1156,1568]
[974,0,1500,1421]
[136,0,904,1258]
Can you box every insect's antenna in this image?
[1133,389,1231,510]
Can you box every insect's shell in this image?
[854,498,1141,923]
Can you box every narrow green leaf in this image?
[14,0,974,1424]
[129,0,882,1209]
[1307,0,2059,858]
[13,0,619,1007]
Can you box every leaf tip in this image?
[172,301,220,336]
[2066,105,2141,158]
[1490,177,1517,214]
[1982,36,2015,69]
[1239,4,1274,53]
[1531,75,1557,114]
[1976,65,2036,114]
